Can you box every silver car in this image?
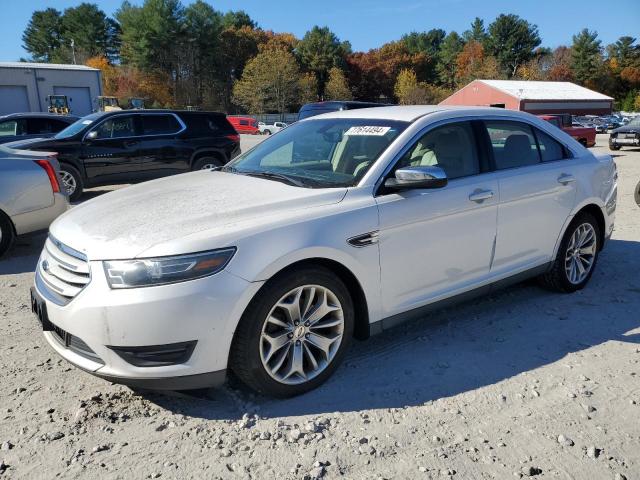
[0,146,68,257]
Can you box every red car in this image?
[538,115,596,148]
[227,116,260,135]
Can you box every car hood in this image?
[50,170,348,260]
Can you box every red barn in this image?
[440,80,613,115]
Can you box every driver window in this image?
[397,122,480,180]
[92,116,136,139]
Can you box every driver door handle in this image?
[469,189,494,203]
[558,173,575,185]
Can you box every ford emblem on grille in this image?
[41,260,50,272]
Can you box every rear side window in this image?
[239,120,248,126]
[485,121,540,170]
[396,121,480,180]
[0,120,25,136]
[180,114,235,136]
[141,114,181,135]
[27,118,56,135]
[535,129,568,162]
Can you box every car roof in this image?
[302,105,530,122]
[0,112,79,121]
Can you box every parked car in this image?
[538,114,596,147]
[31,106,617,396]
[0,113,79,145]
[6,110,240,201]
[258,121,288,135]
[609,115,640,151]
[0,146,68,257]
[228,116,260,135]
[298,101,391,120]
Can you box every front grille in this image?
[36,236,90,306]
[51,323,104,364]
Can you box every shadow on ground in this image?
[144,238,640,420]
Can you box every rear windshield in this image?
[298,107,343,120]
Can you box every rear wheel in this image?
[193,156,223,171]
[539,212,600,293]
[635,179,640,207]
[609,144,621,151]
[58,164,83,202]
[0,211,15,258]
[230,266,354,397]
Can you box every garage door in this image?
[54,86,92,116]
[0,85,30,115]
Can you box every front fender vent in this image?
[347,231,379,248]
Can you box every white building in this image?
[0,62,102,116]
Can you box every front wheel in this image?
[230,266,354,397]
[634,179,640,207]
[539,212,600,293]
[609,144,621,151]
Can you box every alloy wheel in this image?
[259,285,344,385]
[564,223,597,284]
[59,170,77,196]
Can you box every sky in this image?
[1,0,638,61]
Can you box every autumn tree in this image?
[486,14,541,77]
[547,46,574,81]
[233,47,302,113]
[297,26,351,99]
[324,67,353,100]
[455,40,502,86]
[299,73,319,104]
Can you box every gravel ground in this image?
[0,134,639,479]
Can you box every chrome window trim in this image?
[371,113,579,195]
[82,112,186,142]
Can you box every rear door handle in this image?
[469,189,494,203]
[557,174,575,185]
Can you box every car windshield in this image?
[54,113,102,139]
[226,118,408,188]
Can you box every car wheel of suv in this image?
[539,212,600,293]
[59,164,83,202]
[230,266,354,397]
[609,144,621,151]
[0,211,16,258]
[193,157,223,170]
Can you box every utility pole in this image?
[71,39,76,65]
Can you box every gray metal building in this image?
[0,62,102,116]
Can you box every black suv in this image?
[8,110,240,200]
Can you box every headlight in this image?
[103,248,236,289]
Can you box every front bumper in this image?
[610,136,639,146]
[35,261,263,390]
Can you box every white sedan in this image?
[31,106,617,397]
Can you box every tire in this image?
[58,163,83,202]
[539,212,600,293]
[609,144,621,151]
[578,139,587,147]
[192,156,223,171]
[0,210,16,258]
[635,179,640,207]
[230,266,354,397]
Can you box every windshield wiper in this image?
[242,170,310,188]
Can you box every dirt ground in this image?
[0,134,639,479]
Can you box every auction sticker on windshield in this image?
[344,126,391,136]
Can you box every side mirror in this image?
[85,130,98,141]
[384,166,447,191]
